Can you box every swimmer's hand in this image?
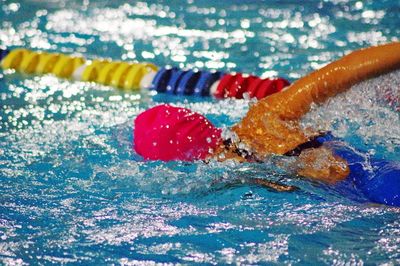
[294,146,350,184]
[211,176,299,192]
[244,177,299,192]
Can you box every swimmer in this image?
[134,42,400,206]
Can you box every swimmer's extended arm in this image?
[244,177,298,192]
[213,176,299,192]
[233,42,400,156]
[266,41,400,119]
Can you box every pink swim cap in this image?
[134,104,222,161]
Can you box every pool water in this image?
[1,0,400,264]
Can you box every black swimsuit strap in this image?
[283,132,328,157]
[223,132,328,161]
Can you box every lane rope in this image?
[0,47,289,99]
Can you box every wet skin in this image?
[217,42,400,183]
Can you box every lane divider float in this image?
[0,48,290,99]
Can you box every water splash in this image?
[301,69,400,159]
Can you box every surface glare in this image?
[1,0,400,264]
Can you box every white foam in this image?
[301,69,400,156]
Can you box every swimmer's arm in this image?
[267,42,400,119]
[260,146,350,184]
[292,146,349,184]
[210,175,298,192]
[233,42,400,156]
[243,177,299,192]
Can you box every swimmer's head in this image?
[134,104,222,161]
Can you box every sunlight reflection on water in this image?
[1,0,400,264]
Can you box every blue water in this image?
[1,0,400,264]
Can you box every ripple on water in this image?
[1,0,400,264]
